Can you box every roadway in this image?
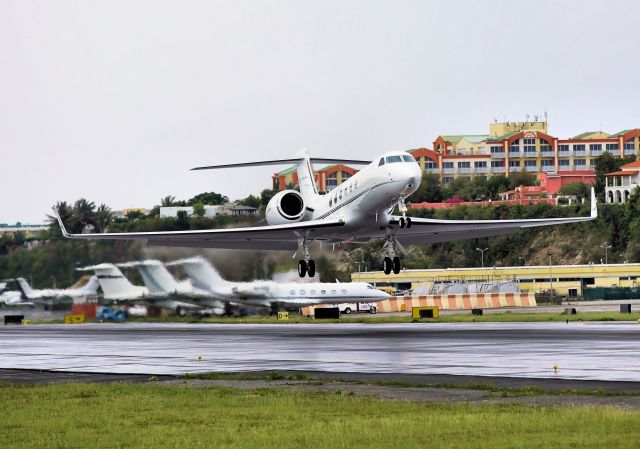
[0,322,639,382]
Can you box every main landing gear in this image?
[297,237,316,278]
[382,235,402,275]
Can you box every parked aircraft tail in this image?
[77,263,146,300]
[166,257,230,292]
[15,278,35,299]
[118,260,180,295]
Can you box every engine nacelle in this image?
[265,190,306,225]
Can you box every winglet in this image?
[590,187,598,219]
[51,207,71,238]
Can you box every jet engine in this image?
[265,190,306,225]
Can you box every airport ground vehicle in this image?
[97,306,126,322]
[337,302,377,314]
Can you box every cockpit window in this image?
[386,155,403,163]
[367,285,374,289]
[402,154,417,163]
[378,158,385,166]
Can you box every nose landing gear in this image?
[397,196,412,229]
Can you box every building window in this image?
[606,143,619,151]
[443,176,454,184]
[509,160,520,167]
[443,162,454,169]
[326,173,338,191]
[558,144,569,152]
[574,159,587,166]
[540,140,552,152]
[525,160,537,167]
[425,160,436,169]
[342,172,351,181]
[509,139,520,153]
[490,146,504,154]
[457,162,471,168]
[491,160,504,168]
[574,144,586,152]
[559,159,570,167]
[590,144,602,152]
[625,139,635,150]
[589,159,596,167]
[541,160,554,167]
[474,161,487,168]
[523,138,536,153]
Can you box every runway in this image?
[0,322,639,382]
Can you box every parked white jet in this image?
[166,256,390,309]
[15,276,100,300]
[77,263,203,316]
[0,289,33,306]
[54,150,597,277]
[116,260,226,315]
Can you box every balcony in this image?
[523,151,537,158]
[590,150,603,156]
[425,167,439,174]
[457,167,472,173]
[624,148,636,155]
[542,165,557,172]
[508,151,522,158]
[491,152,506,158]
[524,166,538,172]
[573,150,587,157]
[573,165,587,171]
[541,150,554,157]
[443,167,456,174]
[509,166,521,172]
[474,167,488,173]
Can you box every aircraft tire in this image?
[370,307,377,314]
[307,260,316,278]
[399,217,405,228]
[406,217,412,228]
[383,257,392,275]
[392,257,401,274]
[298,260,307,277]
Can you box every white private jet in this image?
[0,289,33,306]
[15,276,100,300]
[53,150,597,277]
[77,263,204,316]
[166,256,390,310]
[116,260,226,315]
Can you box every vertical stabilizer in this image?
[78,264,146,300]
[166,257,229,293]
[296,150,319,200]
[137,261,180,295]
[16,278,36,299]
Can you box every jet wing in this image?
[392,188,597,245]
[52,209,345,251]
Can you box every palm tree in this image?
[160,195,176,207]
[72,199,96,233]
[94,204,113,232]
[47,201,74,235]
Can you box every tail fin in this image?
[166,257,229,293]
[77,263,145,300]
[16,278,35,299]
[119,260,180,295]
[77,276,100,295]
[295,150,319,199]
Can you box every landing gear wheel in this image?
[370,307,377,315]
[383,257,392,275]
[393,256,401,274]
[298,260,307,278]
[177,307,187,317]
[406,217,412,228]
[399,217,406,228]
[307,260,316,278]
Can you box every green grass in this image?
[1,383,639,448]
[183,371,319,382]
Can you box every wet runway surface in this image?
[0,322,639,382]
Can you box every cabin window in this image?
[341,289,347,294]
[289,290,295,295]
[300,290,306,295]
[321,290,326,294]
[310,290,316,295]
[331,290,337,294]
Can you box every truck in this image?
[336,302,377,315]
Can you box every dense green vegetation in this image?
[1,383,639,449]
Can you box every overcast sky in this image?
[1,0,639,223]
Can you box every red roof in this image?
[605,170,639,176]
[621,161,640,169]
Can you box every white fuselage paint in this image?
[301,152,422,241]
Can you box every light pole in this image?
[600,244,612,264]
[476,247,488,269]
[518,256,527,266]
[355,248,366,273]
[547,251,553,297]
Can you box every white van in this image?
[336,302,377,314]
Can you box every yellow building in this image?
[351,264,640,298]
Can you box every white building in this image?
[159,205,224,218]
[605,161,640,204]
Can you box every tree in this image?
[176,210,189,230]
[559,182,591,200]
[94,204,113,232]
[160,195,177,207]
[238,194,261,209]
[192,203,206,218]
[188,192,228,205]
[125,210,144,221]
[260,189,278,206]
[411,173,443,203]
[508,171,536,190]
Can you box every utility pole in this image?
[600,244,612,264]
[518,256,527,266]
[476,247,489,269]
[547,251,553,297]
